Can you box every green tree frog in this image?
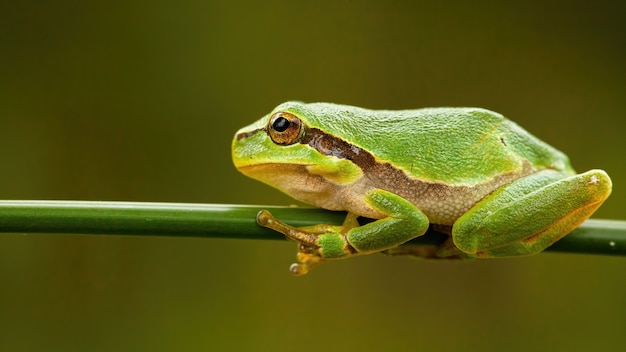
[232,102,612,275]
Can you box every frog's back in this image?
[285,102,574,185]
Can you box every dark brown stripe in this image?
[301,128,377,169]
[236,128,264,141]
[301,128,414,195]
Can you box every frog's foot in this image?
[290,243,325,276]
[256,210,320,247]
[256,210,355,276]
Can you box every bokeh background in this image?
[1,1,625,351]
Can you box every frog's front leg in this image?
[257,189,430,275]
[441,169,612,258]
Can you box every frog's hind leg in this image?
[441,169,611,258]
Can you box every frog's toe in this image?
[290,245,325,276]
[289,263,308,276]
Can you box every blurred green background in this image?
[1,1,625,351]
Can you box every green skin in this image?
[232,102,612,275]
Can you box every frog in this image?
[231,102,612,275]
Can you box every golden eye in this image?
[268,112,304,145]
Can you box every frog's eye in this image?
[268,112,304,145]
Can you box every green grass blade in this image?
[0,200,623,256]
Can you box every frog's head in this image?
[232,102,364,207]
